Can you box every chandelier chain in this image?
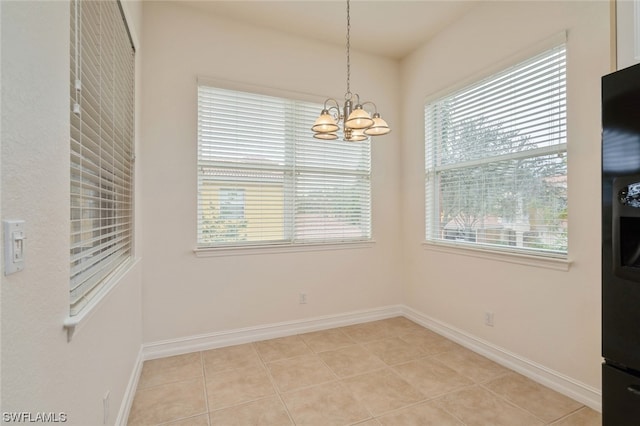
[311,0,390,141]
[346,0,351,98]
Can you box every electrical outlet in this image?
[299,292,307,304]
[484,312,494,327]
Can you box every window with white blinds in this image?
[70,0,135,315]
[425,42,567,256]
[197,85,371,248]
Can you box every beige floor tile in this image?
[128,378,207,425]
[379,316,426,336]
[342,368,425,416]
[398,329,461,356]
[138,352,203,390]
[205,366,275,410]
[354,419,381,426]
[433,346,509,383]
[299,328,355,353]
[282,381,371,426]
[377,401,464,425]
[202,343,262,376]
[393,357,473,398]
[209,396,292,426]
[128,320,592,426]
[319,345,387,378]
[364,337,427,365]
[267,354,336,392]
[435,385,544,426]
[484,372,583,422]
[253,335,312,362]
[162,413,210,426]
[340,321,392,343]
[551,406,601,425]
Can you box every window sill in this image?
[63,257,141,341]
[194,240,376,257]
[421,241,571,271]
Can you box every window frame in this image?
[195,79,373,254]
[69,0,136,317]
[219,188,246,220]
[423,34,569,262]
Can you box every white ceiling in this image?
[179,1,479,59]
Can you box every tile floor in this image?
[127,317,601,426]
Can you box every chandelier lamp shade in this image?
[312,0,391,142]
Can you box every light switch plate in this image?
[4,220,25,275]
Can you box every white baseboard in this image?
[142,305,404,361]
[115,347,144,426]
[121,303,600,421]
[402,306,602,412]
[116,305,401,423]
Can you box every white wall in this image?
[140,1,402,344]
[400,0,610,395]
[0,1,143,424]
[617,0,640,68]
[141,0,610,401]
[1,0,612,420]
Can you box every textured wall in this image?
[0,1,143,423]
[140,1,403,344]
[400,0,609,392]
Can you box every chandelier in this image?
[312,0,391,142]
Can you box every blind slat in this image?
[70,0,135,316]
[425,43,567,256]
[197,85,372,247]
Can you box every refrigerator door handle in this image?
[627,385,640,396]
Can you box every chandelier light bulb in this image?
[363,113,391,136]
[346,128,368,142]
[345,105,374,129]
[312,109,339,133]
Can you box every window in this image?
[70,0,135,315]
[197,84,371,248]
[219,189,245,220]
[425,43,567,256]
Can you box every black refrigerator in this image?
[602,62,640,425]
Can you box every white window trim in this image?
[423,31,567,107]
[197,76,325,105]
[196,78,373,250]
[422,241,571,271]
[423,31,569,262]
[67,0,137,332]
[63,257,140,341]
[193,240,375,257]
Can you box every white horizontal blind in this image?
[425,43,567,256]
[197,85,371,247]
[70,0,135,315]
